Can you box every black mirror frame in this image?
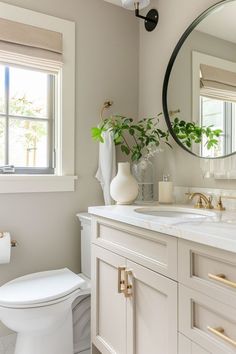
[162,0,235,159]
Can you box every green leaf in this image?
[186,140,192,148]
[121,145,130,155]
[174,117,179,124]
[114,136,123,145]
[129,128,135,136]
[131,151,142,162]
[91,127,104,143]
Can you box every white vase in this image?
[110,162,138,205]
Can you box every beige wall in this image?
[1,0,235,338]
[0,0,139,336]
[139,0,236,190]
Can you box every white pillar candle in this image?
[158,176,173,204]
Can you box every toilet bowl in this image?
[0,268,90,354]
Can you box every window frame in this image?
[0,2,76,193]
[0,65,55,174]
[200,96,236,157]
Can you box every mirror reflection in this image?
[166,0,236,158]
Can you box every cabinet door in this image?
[92,245,127,354]
[178,333,211,354]
[126,260,178,354]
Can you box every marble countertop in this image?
[88,204,236,253]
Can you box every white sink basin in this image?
[134,206,216,219]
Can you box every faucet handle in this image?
[207,195,214,209]
[215,196,226,211]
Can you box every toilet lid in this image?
[0,268,85,307]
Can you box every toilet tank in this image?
[77,213,91,279]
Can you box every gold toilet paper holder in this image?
[0,232,18,247]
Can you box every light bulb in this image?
[121,0,150,10]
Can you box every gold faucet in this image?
[186,192,214,209]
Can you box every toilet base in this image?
[14,309,73,354]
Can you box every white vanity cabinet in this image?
[91,215,236,354]
[91,217,178,354]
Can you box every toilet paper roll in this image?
[0,232,11,264]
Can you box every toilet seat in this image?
[0,268,85,308]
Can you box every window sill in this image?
[0,175,77,193]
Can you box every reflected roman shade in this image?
[200,64,236,103]
[0,18,63,72]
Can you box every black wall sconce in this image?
[122,0,159,32]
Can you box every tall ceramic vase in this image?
[110,162,138,205]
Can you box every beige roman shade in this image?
[0,18,63,71]
[200,64,236,102]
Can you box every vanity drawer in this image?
[178,240,236,308]
[179,285,236,354]
[91,217,177,279]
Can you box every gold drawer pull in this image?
[118,267,126,294]
[124,269,133,298]
[208,327,236,347]
[208,273,236,289]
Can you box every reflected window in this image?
[200,96,235,157]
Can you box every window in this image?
[0,64,55,174]
[200,96,236,157]
[0,2,76,193]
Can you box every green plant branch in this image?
[91,113,222,162]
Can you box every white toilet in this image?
[0,213,91,354]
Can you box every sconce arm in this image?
[133,2,159,31]
[135,8,157,24]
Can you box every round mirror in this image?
[163,0,236,158]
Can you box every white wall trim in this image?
[0,2,76,192]
[0,175,77,193]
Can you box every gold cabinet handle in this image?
[208,273,236,289]
[208,327,236,347]
[118,267,126,294]
[124,269,133,298]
